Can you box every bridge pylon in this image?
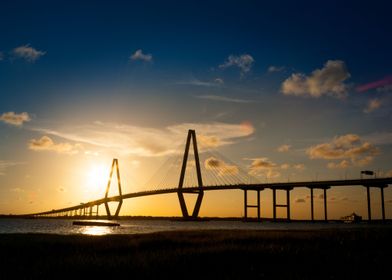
[177,129,204,219]
[104,158,123,219]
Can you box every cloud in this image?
[214,78,224,85]
[295,198,306,203]
[28,136,82,155]
[293,163,305,171]
[248,157,280,178]
[176,78,223,87]
[12,44,45,62]
[247,157,305,178]
[277,144,291,152]
[204,157,239,176]
[130,49,152,62]
[364,98,382,113]
[327,160,350,169]
[356,75,392,92]
[0,112,31,126]
[10,187,25,193]
[377,84,392,93]
[196,95,253,104]
[281,163,290,169]
[307,134,379,166]
[281,60,350,98]
[32,121,255,157]
[268,66,285,73]
[0,161,24,176]
[219,54,254,75]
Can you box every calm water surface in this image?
[0,218,386,236]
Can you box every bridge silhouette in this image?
[30,130,392,222]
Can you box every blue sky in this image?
[0,0,392,216]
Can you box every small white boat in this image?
[341,212,362,223]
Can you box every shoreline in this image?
[0,228,391,278]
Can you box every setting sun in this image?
[86,164,109,197]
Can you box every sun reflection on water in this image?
[80,226,114,236]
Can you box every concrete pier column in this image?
[381,186,385,221]
[366,186,371,221]
[323,188,328,221]
[244,190,247,220]
[310,188,314,221]
[286,189,291,221]
[272,188,276,221]
[96,205,99,216]
[257,190,261,221]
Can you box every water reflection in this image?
[80,225,114,236]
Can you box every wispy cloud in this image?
[356,75,392,92]
[28,136,83,155]
[176,78,223,87]
[130,49,152,62]
[268,65,285,73]
[12,44,45,62]
[0,160,25,176]
[0,112,31,126]
[277,144,291,152]
[281,60,350,99]
[327,160,350,169]
[195,95,253,104]
[31,121,255,157]
[307,134,379,167]
[364,98,382,113]
[219,54,254,76]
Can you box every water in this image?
[0,218,385,236]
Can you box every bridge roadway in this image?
[31,177,392,221]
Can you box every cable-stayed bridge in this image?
[29,130,392,221]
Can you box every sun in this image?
[86,164,109,195]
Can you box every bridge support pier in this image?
[243,189,262,221]
[177,130,204,220]
[364,184,387,222]
[104,159,123,219]
[272,188,291,221]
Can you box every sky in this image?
[1,0,392,219]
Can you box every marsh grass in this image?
[0,229,391,279]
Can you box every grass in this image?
[0,228,391,279]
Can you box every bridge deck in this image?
[30,177,392,216]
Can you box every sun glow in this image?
[86,164,109,196]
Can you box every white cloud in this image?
[0,112,31,126]
[214,78,224,84]
[196,95,253,104]
[268,65,285,73]
[130,49,152,62]
[32,121,255,157]
[28,136,82,155]
[12,44,46,62]
[307,134,379,166]
[281,60,350,98]
[176,78,223,87]
[0,161,24,176]
[364,98,382,113]
[277,144,291,152]
[219,54,254,75]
